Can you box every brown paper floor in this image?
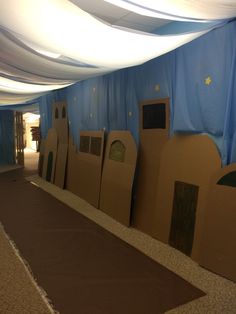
[0,169,204,314]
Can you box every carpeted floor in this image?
[0,223,54,314]
[0,167,204,314]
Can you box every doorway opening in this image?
[23,112,40,173]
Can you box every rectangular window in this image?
[79,136,90,153]
[143,103,166,129]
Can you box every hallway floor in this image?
[0,150,236,313]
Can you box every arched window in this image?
[62,106,66,118]
[109,140,126,162]
[217,171,236,187]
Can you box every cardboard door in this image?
[169,181,199,256]
[46,151,54,182]
[38,139,45,177]
[42,128,58,183]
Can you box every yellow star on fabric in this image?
[205,76,212,85]
[155,84,160,92]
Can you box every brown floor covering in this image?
[0,168,204,314]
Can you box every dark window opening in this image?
[79,136,90,153]
[90,137,102,156]
[143,103,166,129]
[46,152,53,182]
[217,171,236,187]
[62,106,66,118]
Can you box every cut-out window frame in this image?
[62,106,66,118]
[217,171,236,188]
[109,140,126,162]
[55,107,59,119]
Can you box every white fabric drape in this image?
[0,0,235,104]
[106,0,236,21]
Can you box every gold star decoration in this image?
[204,76,212,85]
[155,84,160,92]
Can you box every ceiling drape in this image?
[0,0,235,105]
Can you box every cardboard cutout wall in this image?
[133,99,170,233]
[199,164,236,282]
[99,131,137,226]
[66,131,104,208]
[154,134,221,260]
[42,128,58,183]
[52,101,69,188]
[52,101,68,144]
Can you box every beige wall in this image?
[23,116,39,151]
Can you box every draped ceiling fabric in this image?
[105,0,236,21]
[0,0,236,104]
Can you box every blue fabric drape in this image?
[38,20,236,165]
[172,20,236,164]
[0,110,14,164]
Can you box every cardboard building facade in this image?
[39,99,236,283]
[52,101,69,188]
[41,128,58,182]
[134,98,170,234]
[154,134,221,260]
[40,101,69,188]
[199,164,236,282]
[66,131,105,208]
[99,131,137,226]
